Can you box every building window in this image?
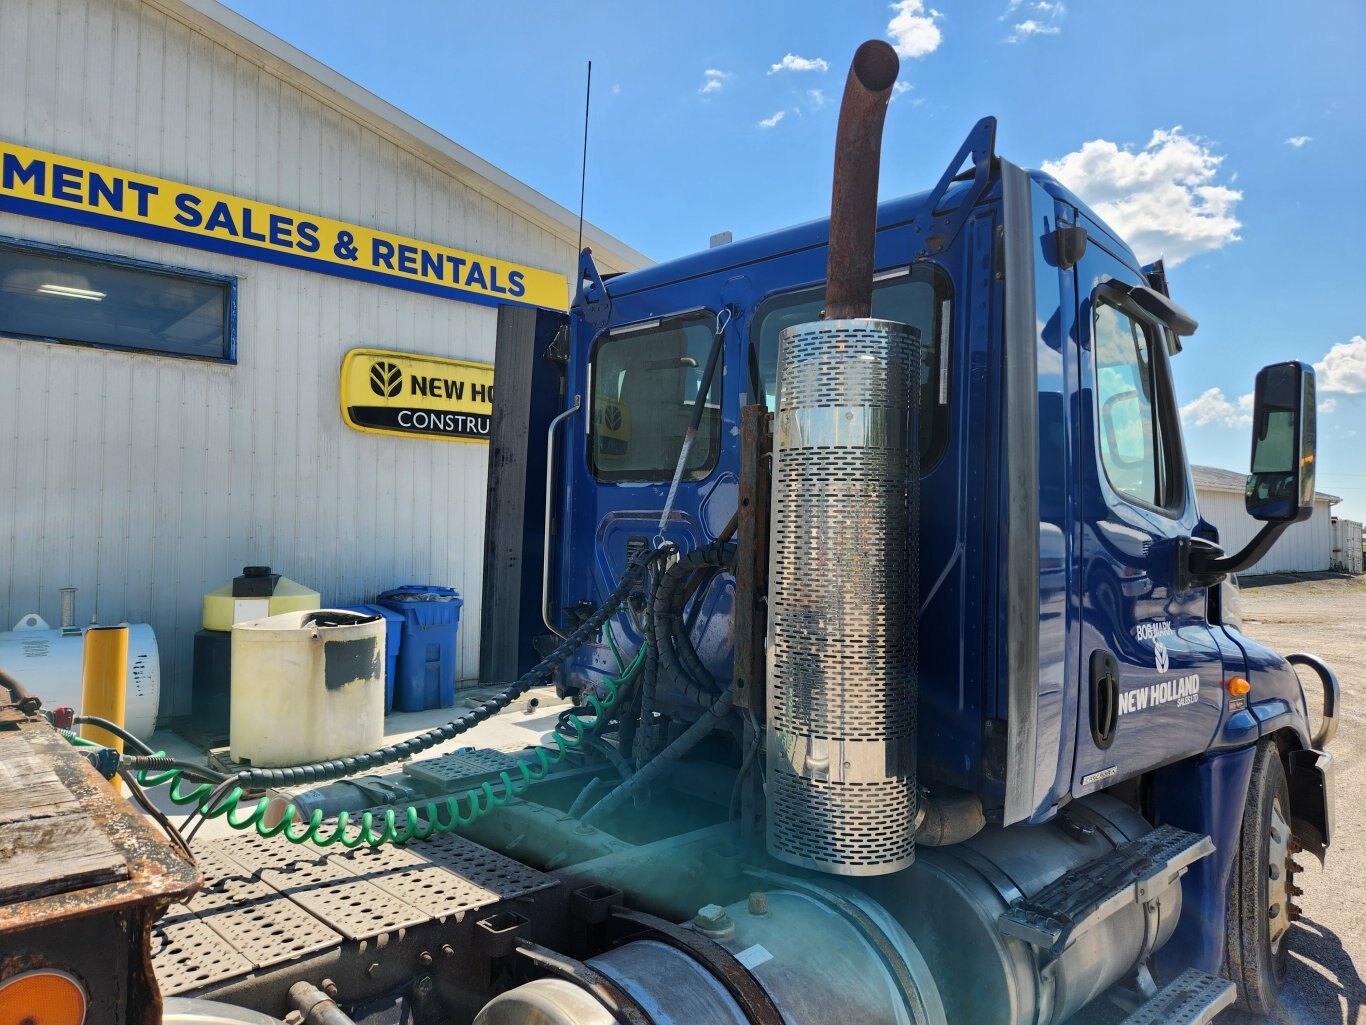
[0,239,235,362]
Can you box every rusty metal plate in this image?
[0,722,198,935]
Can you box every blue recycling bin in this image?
[339,604,404,713]
[378,585,464,712]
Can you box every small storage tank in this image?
[0,617,160,739]
[203,566,320,632]
[229,609,385,768]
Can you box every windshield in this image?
[753,265,952,470]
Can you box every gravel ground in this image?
[1226,574,1366,1025]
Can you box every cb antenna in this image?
[576,60,592,260]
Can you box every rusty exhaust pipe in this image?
[824,40,899,321]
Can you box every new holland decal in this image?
[341,348,493,443]
[1118,620,1202,715]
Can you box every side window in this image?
[589,313,721,483]
[752,265,952,473]
[1093,298,1178,510]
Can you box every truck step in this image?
[1118,968,1235,1025]
[998,824,1213,954]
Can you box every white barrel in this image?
[230,609,385,768]
[0,621,160,739]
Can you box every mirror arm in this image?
[1182,521,1293,589]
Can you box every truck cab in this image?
[529,108,1336,1016]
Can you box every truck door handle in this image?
[1089,650,1119,750]
[542,395,582,639]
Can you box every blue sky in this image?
[223,0,1366,518]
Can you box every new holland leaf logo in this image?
[370,361,402,398]
[600,405,623,431]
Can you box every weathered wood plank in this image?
[0,733,82,824]
[0,812,128,903]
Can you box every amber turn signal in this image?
[1226,677,1252,697]
[0,968,87,1025]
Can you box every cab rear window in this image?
[589,312,721,483]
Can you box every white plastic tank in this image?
[0,615,160,739]
[230,609,385,768]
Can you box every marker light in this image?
[0,968,88,1025]
[1226,677,1252,697]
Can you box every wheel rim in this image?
[1267,796,1292,956]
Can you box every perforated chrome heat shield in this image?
[765,318,920,877]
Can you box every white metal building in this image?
[1330,516,1363,575]
[1192,465,1341,576]
[0,0,647,720]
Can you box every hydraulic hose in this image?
[74,714,156,756]
[655,542,735,702]
[124,551,660,849]
[581,686,735,827]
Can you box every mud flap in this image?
[1287,747,1333,865]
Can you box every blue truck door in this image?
[1071,238,1225,795]
[552,308,740,697]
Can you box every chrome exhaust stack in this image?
[765,40,921,877]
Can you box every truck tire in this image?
[1225,740,1296,1014]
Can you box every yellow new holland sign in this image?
[341,348,494,443]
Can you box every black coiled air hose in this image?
[122,548,665,790]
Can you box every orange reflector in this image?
[0,969,87,1025]
[1226,677,1252,697]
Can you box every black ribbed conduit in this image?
[634,542,736,765]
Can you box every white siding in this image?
[0,0,609,715]
[1195,489,1337,575]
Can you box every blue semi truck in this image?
[0,39,1340,1025]
[518,40,1339,1025]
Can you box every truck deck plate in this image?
[1119,968,1235,1025]
[152,917,255,997]
[151,829,556,995]
[998,825,1213,953]
[401,747,527,789]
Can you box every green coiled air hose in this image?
[126,548,661,849]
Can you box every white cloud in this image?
[1006,0,1064,41]
[1009,19,1060,41]
[1315,336,1366,394]
[698,69,732,96]
[612,83,621,96]
[1181,387,1253,428]
[806,88,828,110]
[1319,397,1338,413]
[758,110,787,129]
[769,54,829,74]
[1041,127,1243,266]
[887,0,943,59]
[893,80,913,95]
[1285,135,1312,148]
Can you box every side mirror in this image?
[1246,361,1316,523]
